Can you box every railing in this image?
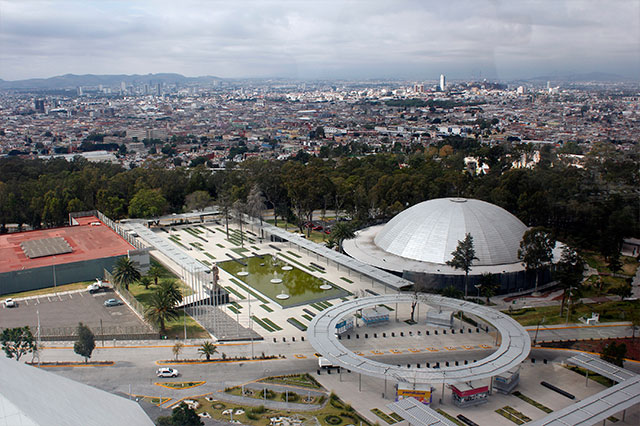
[103,268,158,334]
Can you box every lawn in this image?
[219,256,349,308]
[265,219,330,244]
[504,300,640,327]
[128,258,207,339]
[583,251,638,277]
[1,281,92,300]
[194,392,371,426]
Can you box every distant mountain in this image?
[0,73,223,90]
[527,72,631,83]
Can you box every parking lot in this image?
[0,288,151,338]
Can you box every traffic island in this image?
[27,361,115,368]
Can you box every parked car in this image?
[313,225,323,231]
[103,298,123,307]
[156,367,179,378]
[4,298,16,308]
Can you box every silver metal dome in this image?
[373,198,527,266]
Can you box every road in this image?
[33,322,637,403]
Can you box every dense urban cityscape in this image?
[1,1,639,426]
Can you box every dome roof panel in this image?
[373,198,527,266]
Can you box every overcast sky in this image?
[1,0,638,81]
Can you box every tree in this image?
[608,252,623,277]
[478,273,499,304]
[198,341,218,361]
[601,341,627,367]
[518,227,555,293]
[74,323,95,363]
[159,280,183,306]
[144,284,181,334]
[172,342,183,361]
[446,233,478,298]
[555,246,585,315]
[441,285,463,299]
[112,256,141,290]
[156,402,203,426]
[185,190,212,212]
[1,326,36,361]
[139,276,152,289]
[148,264,163,286]
[127,188,167,218]
[611,283,632,301]
[233,199,246,247]
[217,190,233,239]
[330,222,356,253]
[246,184,266,226]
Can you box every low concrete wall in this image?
[0,255,124,295]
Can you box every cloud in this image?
[0,0,638,80]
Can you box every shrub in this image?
[325,415,343,425]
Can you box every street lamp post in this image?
[534,317,545,346]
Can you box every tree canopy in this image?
[73,323,95,362]
[1,326,36,361]
[446,233,478,298]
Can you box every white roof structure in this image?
[374,198,527,266]
[0,357,153,426]
[345,198,540,275]
[307,294,531,384]
[567,353,637,383]
[387,397,458,426]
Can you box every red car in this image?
[313,225,323,231]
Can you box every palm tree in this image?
[147,264,163,286]
[198,341,218,361]
[172,342,183,361]
[159,280,183,306]
[139,276,152,289]
[478,273,499,305]
[112,257,141,290]
[331,222,356,253]
[144,290,180,334]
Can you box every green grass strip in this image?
[251,245,260,251]
[231,301,242,309]
[512,391,553,413]
[231,247,250,255]
[286,250,302,258]
[389,413,403,423]
[287,317,307,331]
[228,305,240,315]
[495,407,525,425]
[251,316,274,332]
[340,277,354,283]
[370,409,397,425]
[201,260,212,266]
[229,278,268,303]
[260,304,273,313]
[204,252,216,259]
[262,318,282,331]
[189,242,204,251]
[216,243,225,248]
[310,303,325,312]
[302,314,313,321]
[224,286,246,300]
[435,410,463,426]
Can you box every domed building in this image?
[343,198,559,293]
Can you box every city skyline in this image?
[1,0,639,81]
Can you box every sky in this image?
[0,0,638,81]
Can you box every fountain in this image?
[281,264,293,271]
[276,291,290,300]
[270,271,283,284]
[319,280,332,290]
[237,268,249,277]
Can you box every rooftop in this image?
[0,216,134,274]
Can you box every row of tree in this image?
[0,140,637,256]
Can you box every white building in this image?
[439,74,446,91]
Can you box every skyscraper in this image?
[439,74,446,91]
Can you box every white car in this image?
[156,367,179,378]
[4,298,16,308]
